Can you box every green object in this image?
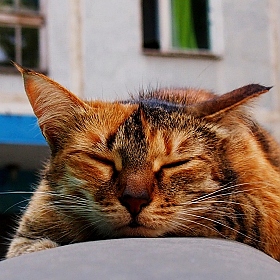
[172,0,198,49]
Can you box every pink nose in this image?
[120,194,150,216]
[119,168,154,217]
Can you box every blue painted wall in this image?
[0,115,46,146]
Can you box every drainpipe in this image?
[69,0,84,97]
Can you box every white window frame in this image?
[0,0,47,71]
[150,0,224,58]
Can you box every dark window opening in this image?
[192,0,209,49]
[142,0,160,50]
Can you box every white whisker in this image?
[180,212,260,244]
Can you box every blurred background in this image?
[0,0,279,259]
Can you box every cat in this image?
[6,63,280,261]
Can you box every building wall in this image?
[0,0,279,128]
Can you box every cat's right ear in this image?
[14,63,89,151]
[188,84,271,119]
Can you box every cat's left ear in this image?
[14,63,90,151]
[189,84,271,119]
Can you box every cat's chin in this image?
[115,224,165,238]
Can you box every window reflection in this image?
[0,27,15,66]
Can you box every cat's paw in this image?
[6,237,59,258]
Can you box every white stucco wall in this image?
[82,0,221,100]
[0,0,279,130]
[80,0,276,98]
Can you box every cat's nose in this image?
[119,169,154,216]
[120,188,151,217]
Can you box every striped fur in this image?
[6,66,280,261]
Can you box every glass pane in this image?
[171,0,198,49]
[22,27,39,68]
[20,0,39,12]
[171,0,209,50]
[0,26,15,66]
[192,0,209,49]
[142,0,160,49]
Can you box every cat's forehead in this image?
[83,95,225,163]
[87,97,210,144]
[104,107,210,171]
[109,102,205,151]
[86,101,137,132]
[88,97,190,130]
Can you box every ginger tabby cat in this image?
[6,64,280,261]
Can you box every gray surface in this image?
[0,238,279,280]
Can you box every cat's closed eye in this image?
[86,153,115,168]
[161,159,191,170]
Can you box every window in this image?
[142,0,223,57]
[0,0,46,70]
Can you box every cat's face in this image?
[48,102,232,238]
[11,64,280,261]
[16,64,270,240]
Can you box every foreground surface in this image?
[1,238,280,280]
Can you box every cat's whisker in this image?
[176,204,247,223]
[189,181,268,205]
[188,191,280,221]
[180,212,260,244]
[188,183,235,204]
[189,199,257,210]
[185,182,274,205]
[0,190,94,210]
[2,198,32,214]
[0,191,36,195]
[165,219,194,236]
[176,216,227,239]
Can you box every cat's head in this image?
[16,63,271,238]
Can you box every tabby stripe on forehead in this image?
[107,132,117,150]
[117,110,148,164]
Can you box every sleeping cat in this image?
[6,64,280,261]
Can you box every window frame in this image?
[0,0,47,72]
[143,0,224,59]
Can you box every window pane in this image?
[20,0,39,12]
[0,26,15,66]
[192,0,209,49]
[171,0,209,50]
[171,0,198,49]
[22,27,39,68]
[142,0,160,49]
